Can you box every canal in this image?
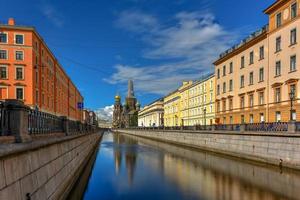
[69,132,300,200]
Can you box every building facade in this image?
[0,18,83,121]
[138,98,164,127]
[180,74,215,126]
[164,90,181,127]
[214,0,300,124]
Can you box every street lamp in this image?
[289,88,296,121]
[203,107,207,127]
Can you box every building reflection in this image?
[113,134,138,185]
[163,154,289,200]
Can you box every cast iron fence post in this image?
[4,99,32,143]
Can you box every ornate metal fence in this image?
[28,110,64,134]
[245,122,288,132]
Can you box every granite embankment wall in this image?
[0,133,102,200]
[117,129,300,170]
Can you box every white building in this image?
[138,98,164,127]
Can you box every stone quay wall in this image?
[116,129,300,170]
[0,133,102,200]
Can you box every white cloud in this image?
[95,105,114,122]
[40,3,64,27]
[108,10,238,95]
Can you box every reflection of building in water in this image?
[113,134,138,185]
[125,152,137,185]
[163,154,288,200]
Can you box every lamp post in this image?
[289,88,296,121]
[203,107,207,128]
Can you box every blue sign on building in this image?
[77,102,84,109]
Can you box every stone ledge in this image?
[116,129,300,137]
[0,132,99,159]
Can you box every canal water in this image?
[69,132,300,200]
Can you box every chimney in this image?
[8,18,15,26]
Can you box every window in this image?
[0,33,7,43]
[291,2,297,19]
[290,55,296,72]
[249,51,254,64]
[217,101,220,112]
[249,94,254,107]
[259,92,264,105]
[249,72,254,85]
[276,12,282,28]
[0,50,7,59]
[0,66,7,79]
[223,82,226,93]
[241,56,245,68]
[229,116,233,124]
[259,46,264,60]
[229,80,233,91]
[222,65,226,76]
[16,66,24,80]
[275,61,281,76]
[241,115,245,124]
[217,85,220,95]
[275,88,281,103]
[229,62,233,73]
[291,29,297,45]
[229,98,233,110]
[276,37,281,52]
[240,96,245,109]
[222,100,226,111]
[217,69,220,79]
[259,68,264,82]
[15,51,23,61]
[15,34,24,44]
[240,75,245,88]
[249,114,254,123]
[260,113,265,122]
[16,87,24,100]
[275,111,281,122]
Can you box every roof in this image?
[214,25,268,65]
[264,0,286,14]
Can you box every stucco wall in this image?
[0,133,101,200]
[117,129,300,170]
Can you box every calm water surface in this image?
[70,132,300,200]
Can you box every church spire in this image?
[127,80,134,98]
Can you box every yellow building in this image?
[179,74,215,126]
[164,89,182,127]
[214,0,300,124]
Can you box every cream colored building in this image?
[164,90,182,127]
[138,98,164,127]
[214,0,300,124]
[179,74,215,126]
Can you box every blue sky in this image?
[1,0,274,117]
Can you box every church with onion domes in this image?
[112,80,140,128]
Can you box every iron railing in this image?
[245,122,288,132]
[28,110,64,134]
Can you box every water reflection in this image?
[77,133,300,200]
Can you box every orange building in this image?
[0,18,83,121]
[214,0,300,123]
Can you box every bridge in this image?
[0,99,107,200]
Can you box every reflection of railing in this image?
[245,122,288,132]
